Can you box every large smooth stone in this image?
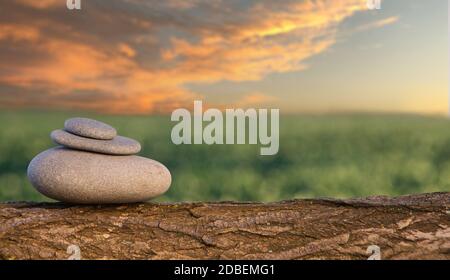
[65,117,117,140]
[27,147,172,204]
[51,129,141,155]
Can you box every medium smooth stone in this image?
[51,129,141,155]
[65,117,117,140]
[27,147,172,204]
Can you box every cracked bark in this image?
[0,192,449,260]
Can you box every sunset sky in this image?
[0,0,447,114]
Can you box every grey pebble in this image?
[27,147,171,204]
[65,117,117,140]
[51,129,141,155]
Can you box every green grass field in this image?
[0,110,449,202]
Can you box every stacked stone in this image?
[27,118,171,204]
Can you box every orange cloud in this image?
[355,16,400,32]
[15,0,61,9]
[0,0,377,114]
[0,24,40,42]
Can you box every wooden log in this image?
[0,193,449,260]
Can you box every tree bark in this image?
[0,193,449,260]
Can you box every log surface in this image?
[0,193,449,260]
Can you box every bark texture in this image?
[0,193,449,260]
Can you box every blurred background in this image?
[1,111,450,202]
[0,0,448,202]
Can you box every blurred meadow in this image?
[0,110,449,202]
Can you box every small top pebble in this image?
[64,117,117,140]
